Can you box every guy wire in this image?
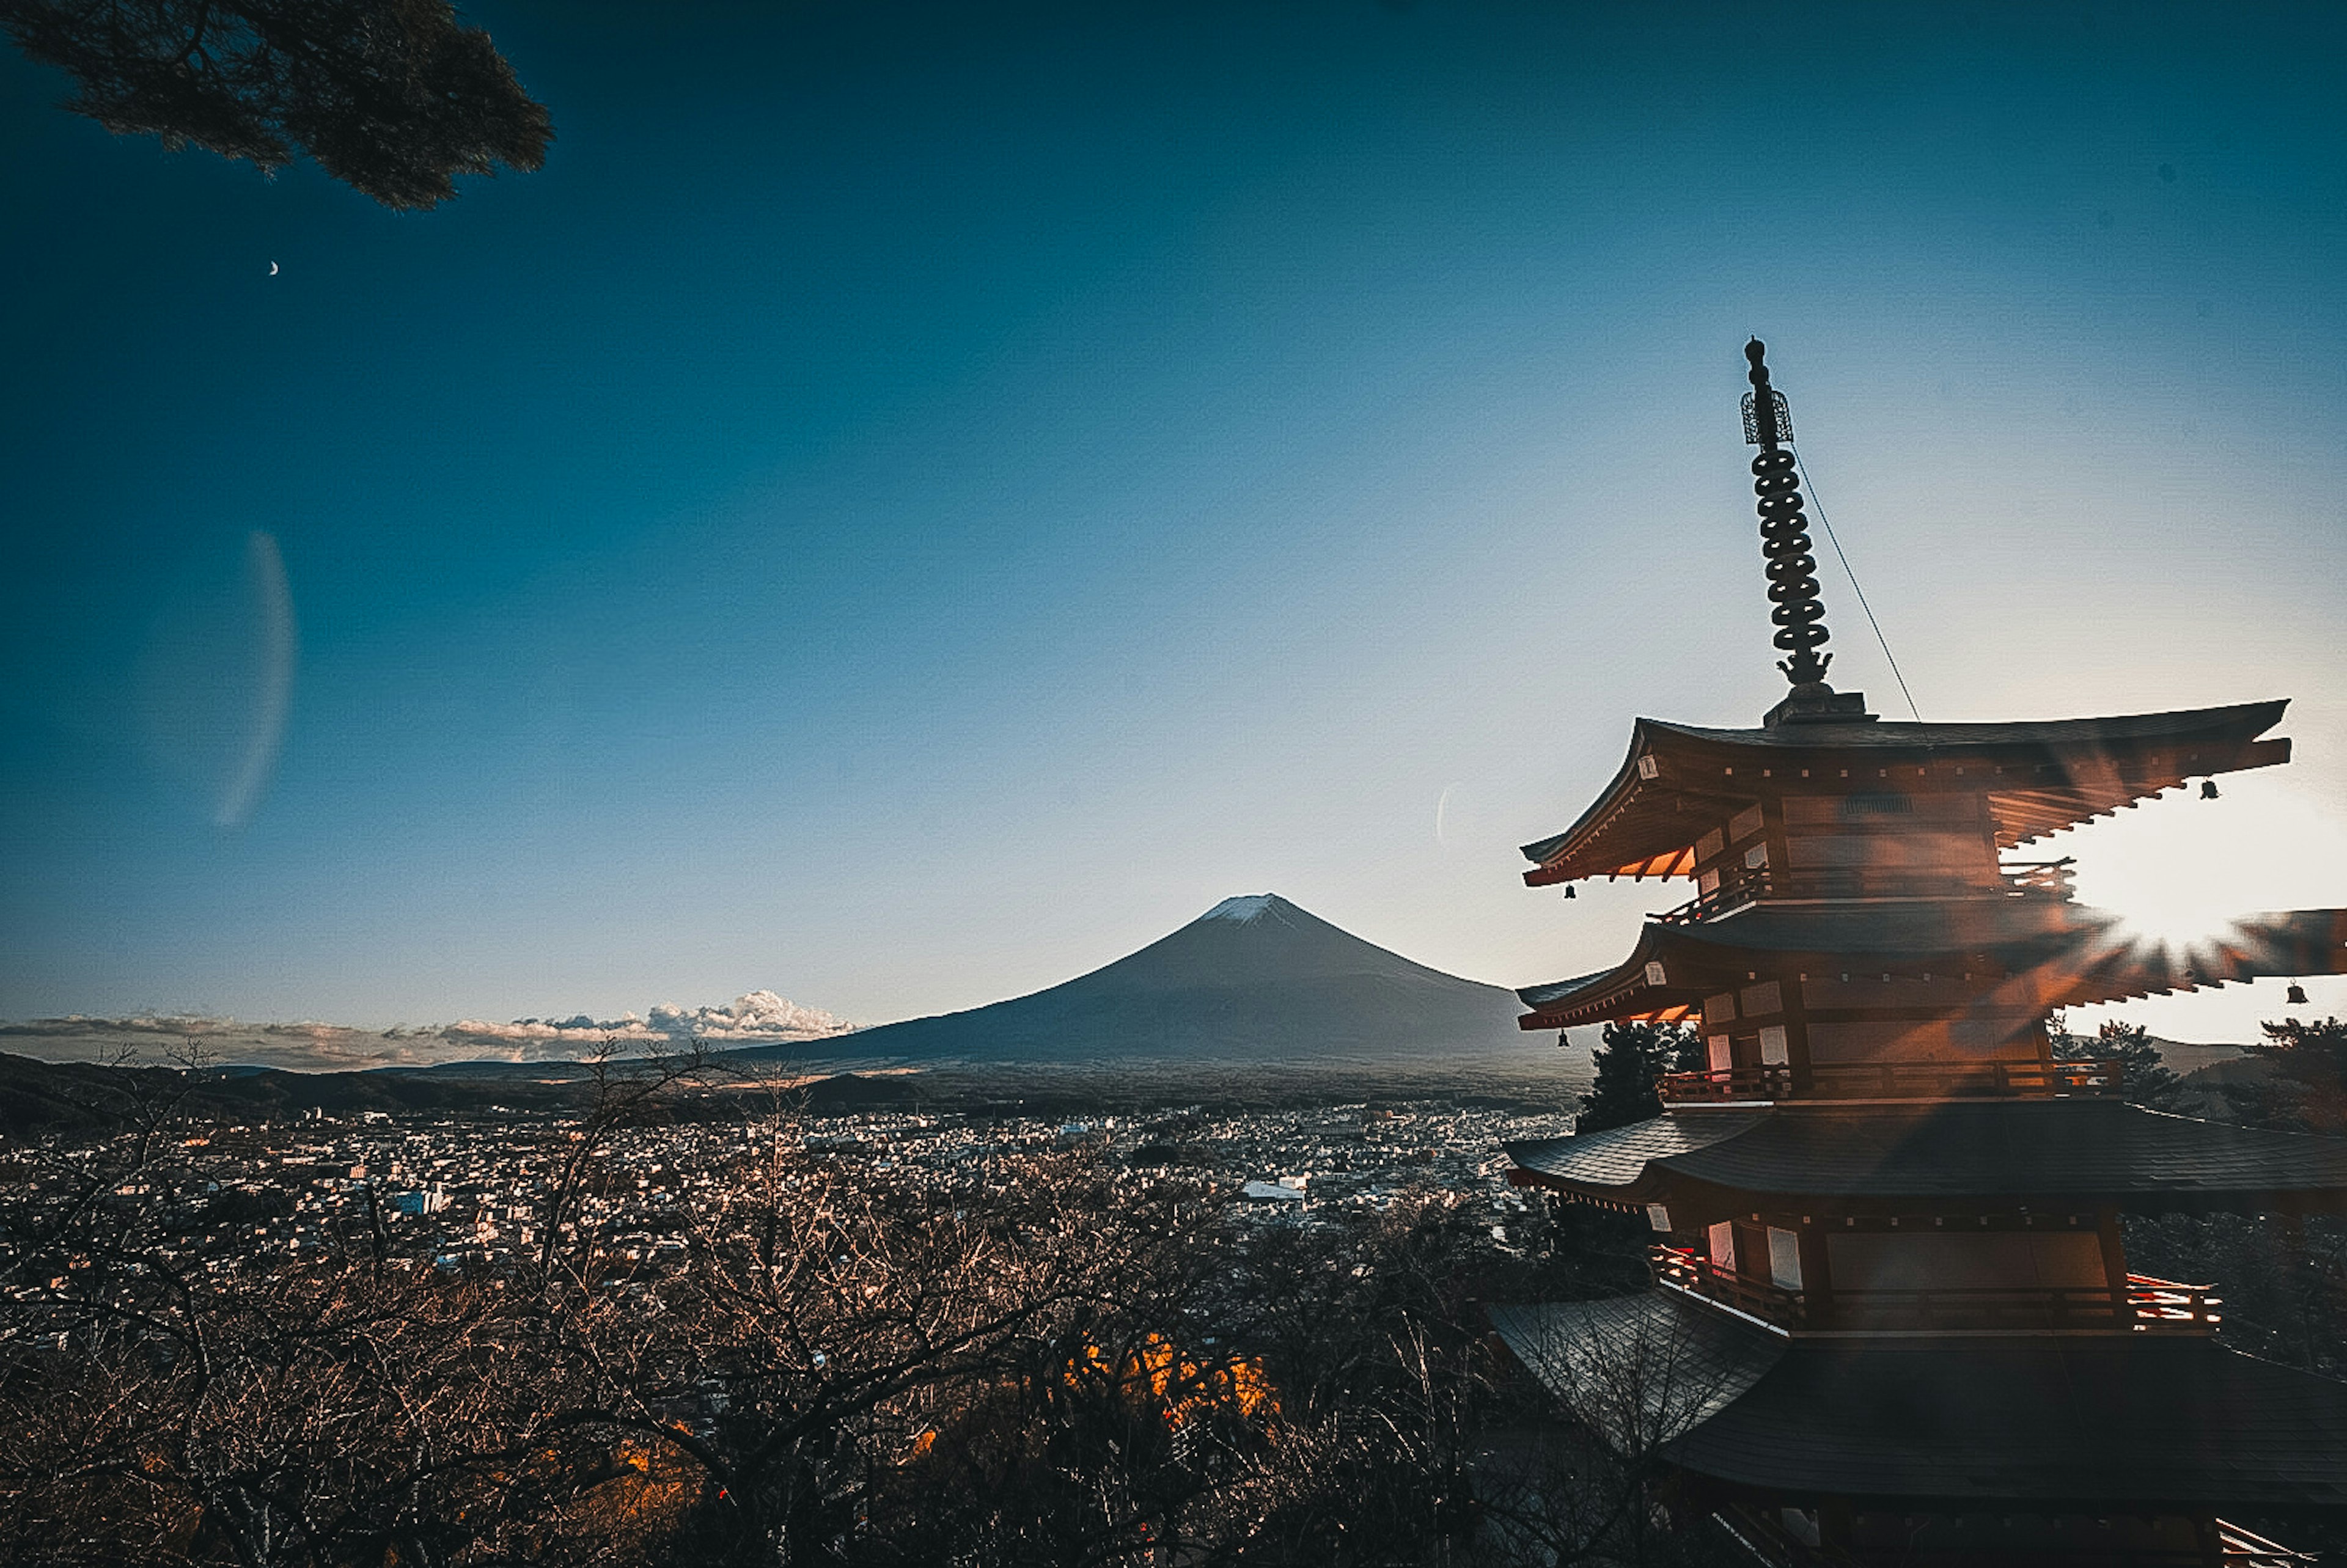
[1792,447,1922,721]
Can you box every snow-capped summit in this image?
[1201,894,1278,923]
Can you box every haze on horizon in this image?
[4,1,2344,1047]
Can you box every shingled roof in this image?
[1493,1290,2347,1508]
[1521,701,2291,887]
[1514,903,2347,1030]
[1504,1099,2347,1214]
[1486,1292,1785,1454]
[1670,1333,2347,1508]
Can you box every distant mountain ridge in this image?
[757,893,1540,1066]
[3,895,1576,1088]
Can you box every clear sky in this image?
[4,0,2343,1043]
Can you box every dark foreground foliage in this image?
[0,1052,1740,1566]
[1,0,549,208]
[14,1016,2338,1565]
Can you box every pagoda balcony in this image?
[1657,1057,2123,1105]
[1648,859,2077,926]
[1650,1245,2221,1335]
[1713,1502,2311,1567]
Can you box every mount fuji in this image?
[774,894,1548,1071]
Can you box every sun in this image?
[2059,772,2347,965]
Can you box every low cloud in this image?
[444,992,853,1052]
[2,992,855,1073]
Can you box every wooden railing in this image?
[1714,1503,2308,1566]
[2218,1521,2321,1566]
[1649,859,2078,926]
[2002,856,2079,897]
[1651,1246,2220,1334]
[1651,1245,1807,1323]
[2129,1274,2227,1329]
[1651,873,1768,926]
[1657,1057,2122,1104]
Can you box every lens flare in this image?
[2064,774,2347,980]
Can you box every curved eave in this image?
[1515,904,2347,1031]
[1520,720,1699,888]
[1666,1333,2347,1509]
[1504,1110,1768,1206]
[1492,1294,2347,1509]
[1504,1101,2347,1215]
[1520,700,2292,887]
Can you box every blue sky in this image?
[4,0,2343,1041]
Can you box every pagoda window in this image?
[1743,842,1769,870]
[1703,992,1737,1026]
[1765,1226,1804,1291]
[1758,1025,1790,1065]
[1728,804,1765,843]
[1698,867,1721,896]
[1706,1033,1732,1072]
[1706,1220,1735,1269]
[1740,980,1782,1017]
[1697,827,1725,862]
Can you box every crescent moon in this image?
[268,262,279,276]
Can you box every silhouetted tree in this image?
[2051,1018,2185,1112]
[1574,1022,1700,1135]
[2237,1015,2347,1135]
[1,0,550,208]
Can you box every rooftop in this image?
[1521,701,2292,887]
[1514,902,2347,1030]
[1503,1099,2347,1214]
[1493,1290,2347,1508]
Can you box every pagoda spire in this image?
[1744,339,1832,687]
[1744,340,1871,726]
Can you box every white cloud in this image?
[444,991,854,1050]
[4,992,855,1072]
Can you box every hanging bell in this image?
[2200,779,2220,799]
[1563,885,1577,899]
[2287,983,2310,1006]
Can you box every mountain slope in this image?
[777,895,1537,1065]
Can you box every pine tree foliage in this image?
[1,0,551,208]
[2242,1014,2347,1135]
[2050,1017,2185,1112]
[1573,1021,1701,1135]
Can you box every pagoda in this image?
[1490,341,2347,1566]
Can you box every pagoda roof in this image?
[1503,1099,2347,1214]
[1487,1292,1782,1454]
[1515,903,2347,1030]
[1521,700,2290,885]
[1494,1292,2347,1508]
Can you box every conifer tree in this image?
[1573,1021,1700,1135]
[2052,1017,2185,1112]
[2242,1015,2347,1134]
